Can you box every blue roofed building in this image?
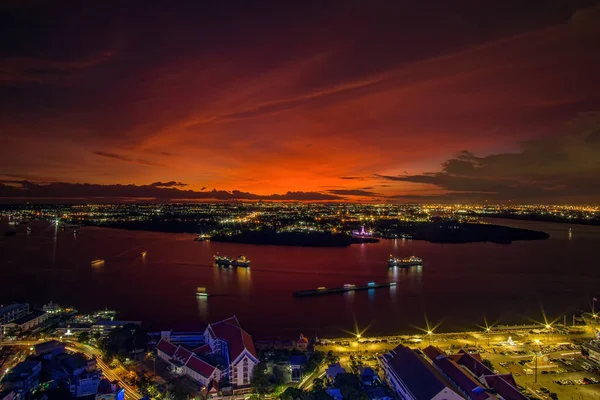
[378,345,463,400]
[289,355,307,382]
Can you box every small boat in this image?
[196,287,209,297]
[73,230,79,236]
[141,251,147,256]
[91,259,105,267]
[193,234,211,241]
[26,226,32,235]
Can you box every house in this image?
[326,363,346,383]
[289,355,307,382]
[295,334,309,350]
[378,345,463,400]
[0,361,41,399]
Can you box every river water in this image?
[1,218,598,339]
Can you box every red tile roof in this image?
[208,316,257,361]
[192,344,212,356]
[185,355,216,378]
[156,339,177,357]
[174,346,193,363]
[422,346,497,400]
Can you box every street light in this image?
[356,334,361,355]
[486,328,491,347]
[427,330,433,346]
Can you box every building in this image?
[34,340,66,358]
[42,301,61,314]
[325,363,346,383]
[160,330,205,347]
[289,355,307,382]
[0,390,17,400]
[0,304,29,325]
[156,338,222,388]
[295,334,309,350]
[71,373,101,397]
[378,345,462,400]
[91,320,141,336]
[359,366,377,386]
[95,379,124,400]
[156,316,258,388]
[1,310,48,333]
[422,346,528,400]
[0,361,41,399]
[203,316,259,387]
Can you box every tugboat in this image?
[388,255,422,267]
[214,254,251,268]
[91,259,105,267]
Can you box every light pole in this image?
[533,339,542,386]
[356,334,361,356]
[486,328,491,347]
[545,324,551,344]
[427,331,433,346]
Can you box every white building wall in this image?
[230,354,257,387]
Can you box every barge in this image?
[294,281,397,297]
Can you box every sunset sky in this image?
[1,0,599,203]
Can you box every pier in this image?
[293,281,397,297]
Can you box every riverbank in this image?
[212,230,379,247]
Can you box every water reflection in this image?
[197,296,208,319]
[237,267,252,294]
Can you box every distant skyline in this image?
[1,1,600,203]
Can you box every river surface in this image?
[1,218,598,339]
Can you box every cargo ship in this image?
[91,259,105,267]
[214,254,251,268]
[294,281,397,297]
[388,255,422,267]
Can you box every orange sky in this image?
[1,1,600,202]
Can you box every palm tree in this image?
[146,351,157,376]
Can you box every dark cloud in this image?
[328,189,379,197]
[149,181,187,187]
[378,113,600,203]
[340,176,367,180]
[92,151,163,167]
[0,181,343,202]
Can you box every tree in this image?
[326,351,339,364]
[482,358,494,371]
[100,323,148,360]
[270,365,285,385]
[77,331,90,343]
[250,362,271,395]
[280,387,306,400]
[334,373,367,400]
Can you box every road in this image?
[1,339,141,400]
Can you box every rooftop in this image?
[385,345,457,400]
